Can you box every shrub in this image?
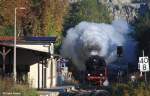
[0,77,39,96]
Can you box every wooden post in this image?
[0,47,11,77]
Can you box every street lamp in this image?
[14,7,25,82]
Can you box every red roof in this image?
[0,36,14,41]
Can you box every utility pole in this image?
[14,7,25,82]
[142,50,148,84]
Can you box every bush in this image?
[112,83,150,96]
[0,77,39,96]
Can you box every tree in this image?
[134,11,150,57]
[78,0,111,23]
[0,0,70,54]
[40,0,69,36]
[0,0,31,36]
[0,0,69,37]
[63,0,112,36]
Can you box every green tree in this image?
[134,12,150,57]
[78,0,111,23]
[63,0,112,36]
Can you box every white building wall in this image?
[46,59,51,88]
[28,63,43,88]
[28,58,57,89]
[52,57,57,87]
[27,42,57,89]
[46,57,57,88]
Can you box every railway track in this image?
[59,89,111,96]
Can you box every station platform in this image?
[38,85,75,96]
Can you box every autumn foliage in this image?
[0,0,69,37]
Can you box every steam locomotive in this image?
[85,47,123,86]
[85,55,108,86]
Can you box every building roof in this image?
[25,37,57,43]
[0,36,57,43]
[0,36,57,53]
[0,43,51,53]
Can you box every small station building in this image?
[0,36,58,89]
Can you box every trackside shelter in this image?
[0,36,57,89]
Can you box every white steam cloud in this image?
[61,19,135,71]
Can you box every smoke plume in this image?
[60,19,136,71]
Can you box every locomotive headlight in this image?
[100,74,103,76]
[88,74,91,76]
[103,79,109,86]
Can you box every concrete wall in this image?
[28,57,57,89]
[28,63,41,88]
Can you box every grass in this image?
[75,81,150,96]
[0,77,39,96]
[1,77,150,96]
[112,82,150,96]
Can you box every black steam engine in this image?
[85,55,108,86]
[84,46,123,86]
